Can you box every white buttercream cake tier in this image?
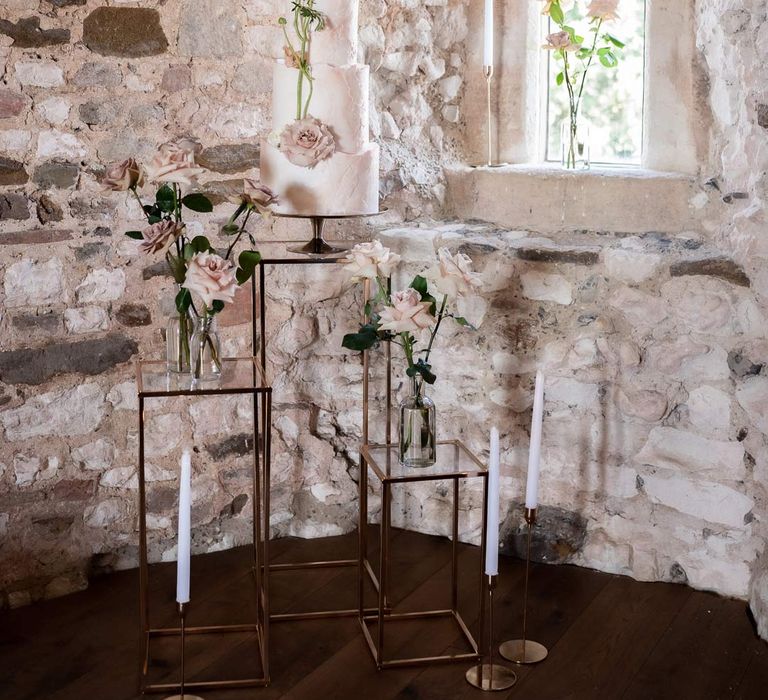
[261,139,379,216]
[309,0,359,66]
[273,62,370,155]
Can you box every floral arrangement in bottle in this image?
[341,242,481,466]
[276,1,336,168]
[102,142,278,378]
[540,0,625,168]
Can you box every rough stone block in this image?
[3,258,65,308]
[500,504,587,564]
[72,62,122,88]
[35,194,63,224]
[0,90,26,119]
[0,17,69,47]
[115,303,151,327]
[0,193,30,220]
[0,229,73,246]
[63,306,109,334]
[0,333,137,385]
[33,161,78,189]
[83,8,168,57]
[0,156,28,185]
[75,268,126,303]
[520,271,573,305]
[37,130,86,160]
[14,61,64,88]
[198,143,260,174]
[670,258,750,287]
[178,0,244,57]
[0,382,106,440]
[161,66,192,92]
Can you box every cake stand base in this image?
[286,216,345,256]
[277,210,386,257]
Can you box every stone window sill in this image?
[445,164,703,235]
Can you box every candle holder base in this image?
[499,639,549,665]
[162,695,206,699]
[465,663,517,691]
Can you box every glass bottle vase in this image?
[191,315,222,381]
[166,311,193,374]
[561,116,591,170]
[398,376,436,468]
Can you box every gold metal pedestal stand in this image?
[162,604,204,700]
[499,508,549,664]
[465,575,517,691]
[276,211,387,257]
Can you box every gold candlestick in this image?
[163,603,205,700]
[499,508,549,664]
[471,66,507,169]
[465,575,517,691]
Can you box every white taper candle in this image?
[485,426,500,576]
[525,371,545,509]
[176,449,192,605]
[483,0,494,67]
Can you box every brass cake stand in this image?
[275,209,387,256]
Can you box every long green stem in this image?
[576,19,603,117]
[225,207,253,260]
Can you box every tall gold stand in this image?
[465,575,517,691]
[162,604,204,700]
[499,508,549,664]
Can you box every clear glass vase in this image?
[191,315,222,381]
[166,311,193,374]
[561,117,591,170]
[398,376,437,468]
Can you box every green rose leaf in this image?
[221,223,241,235]
[406,359,437,385]
[210,300,226,314]
[599,51,619,68]
[125,231,144,240]
[342,323,380,352]
[182,193,213,213]
[555,71,564,86]
[156,185,176,213]
[175,288,192,314]
[550,3,564,25]
[235,249,262,285]
[605,33,625,49]
[410,275,428,296]
[453,316,476,330]
[190,235,212,254]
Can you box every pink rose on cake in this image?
[279,116,336,168]
[145,138,206,187]
[182,252,238,310]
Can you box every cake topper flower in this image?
[279,115,336,168]
[279,1,327,120]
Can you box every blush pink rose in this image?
[102,158,143,191]
[378,288,435,335]
[139,220,183,255]
[279,116,336,168]
[230,179,279,218]
[431,247,481,298]
[145,138,206,187]
[543,30,582,51]
[343,240,401,282]
[182,252,238,310]
[587,0,620,21]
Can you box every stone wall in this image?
[2,0,768,633]
[0,0,472,608]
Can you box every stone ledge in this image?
[445,164,700,235]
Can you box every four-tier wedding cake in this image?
[260,0,380,216]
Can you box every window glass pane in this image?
[546,1,646,165]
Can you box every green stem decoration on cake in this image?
[280,1,327,119]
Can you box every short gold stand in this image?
[162,603,205,700]
[471,66,508,169]
[465,576,517,691]
[287,216,343,256]
[499,508,549,665]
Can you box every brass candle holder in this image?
[465,575,517,691]
[471,65,508,169]
[499,507,549,664]
[163,603,205,700]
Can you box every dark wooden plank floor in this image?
[0,529,765,700]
